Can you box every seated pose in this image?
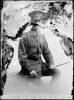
[18,20,55,78]
[18,11,56,78]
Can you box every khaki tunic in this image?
[18,30,54,72]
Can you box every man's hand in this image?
[30,70,37,78]
[49,64,55,69]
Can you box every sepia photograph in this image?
[0,0,73,99]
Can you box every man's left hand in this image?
[49,64,55,69]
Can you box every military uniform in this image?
[18,29,54,76]
[18,10,54,76]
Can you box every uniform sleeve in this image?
[42,36,54,67]
[18,37,33,72]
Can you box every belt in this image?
[27,56,41,61]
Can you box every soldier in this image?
[18,11,55,78]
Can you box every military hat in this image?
[28,10,49,21]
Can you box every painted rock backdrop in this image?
[1,1,73,67]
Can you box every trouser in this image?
[19,61,59,77]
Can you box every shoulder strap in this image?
[36,34,42,54]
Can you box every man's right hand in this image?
[30,70,37,78]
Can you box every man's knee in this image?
[19,61,30,75]
[41,63,60,76]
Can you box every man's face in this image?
[31,24,39,31]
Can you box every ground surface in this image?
[2,60,73,99]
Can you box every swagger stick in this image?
[55,61,71,67]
